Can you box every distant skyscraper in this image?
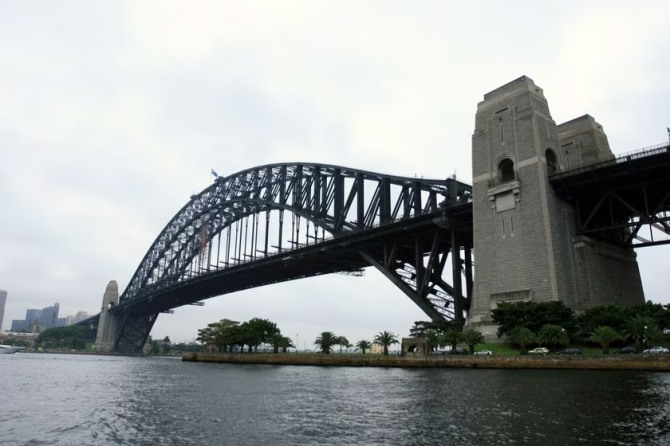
[40,303,59,330]
[0,290,7,331]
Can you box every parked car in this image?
[643,347,669,354]
[558,348,582,355]
[446,347,468,355]
[473,350,493,356]
[528,347,550,355]
[616,346,638,354]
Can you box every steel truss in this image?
[550,143,670,247]
[110,163,472,352]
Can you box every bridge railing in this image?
[550,142,670,180]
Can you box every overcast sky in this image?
[1,1,669,347]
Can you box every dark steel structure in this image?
[550,143,670,247]
[108,163,473,353]
[93,144,670,353]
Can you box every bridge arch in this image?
[105,163,473,353]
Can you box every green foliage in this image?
[423,329,441,352]
[623,315,661,350]
[196,317,284,353]
[35,325,96,351]
[491,301,574,337]
[537,324,569,350]
[335,336,352,352]
[441,329,463,350]
[355,339,371,354]
[409,320,458,338]
[576,304,632,336]
[269,333,294,353]
[508,327,537,352]
[315,331,338,354]
[587,326,622,354]
[373,331,399,355]
[461,329,485,354]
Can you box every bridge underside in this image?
[550,144,670,247]
[109,207,472,354]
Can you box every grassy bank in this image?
[182,352,670,371]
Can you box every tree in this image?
[537,324,569,350]
[241,318,280,352]
[588,326,622,354]
[197,319,242,352]
[35,325,96,351]
[509,327,537,353]
[423,329,441,352]
[576,304,632,337]
[266,334,294,353]
[409,320,455,338]
[491,301,575,337]
[355,339,372,354]
[441,329,463,351]
[315,331,338,354]
[461,329,485,354]
[623,315,660,351]
[374,331,399,355]
[335,336,351,353]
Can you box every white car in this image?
[473,350,493,356]
[643,347,669,354]
[528,347,550,355]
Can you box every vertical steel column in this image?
[380,177,391,224]
[451,230,464,322]
[356,173,365,229]
[333,168,344,231]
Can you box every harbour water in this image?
[2,353,670,445]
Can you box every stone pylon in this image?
[94,281,121,352]
[466,76,644,340]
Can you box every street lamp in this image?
[296,333,299,353]
[643,325,647,350]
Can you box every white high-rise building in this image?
[0,290,7,331]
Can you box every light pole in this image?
[296,333,299,353]
[643,325,647,351]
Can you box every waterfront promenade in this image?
[182,352,670,371]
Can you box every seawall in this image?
[182,352,670,371]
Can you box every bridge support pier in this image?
[93,281,121,352]
[467,76,644,340]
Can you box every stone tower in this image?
[467,76,644,338]
[94,280,120,352]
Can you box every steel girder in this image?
[107,164,472,353]
[119,163,471,305]
[550,143,670,247]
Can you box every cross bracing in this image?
[110,163,473,352]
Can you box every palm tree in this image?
[441,329,463,351]
[314,331,338,354]
[538,324,569,350]
[423,329,441,352]
[588,326,621,354]
[509,326,536,353]
[623,315,659,351]
[374,331,399,355]
[336,336,351,353]
[355,339,371,354]
[461,329,485,354]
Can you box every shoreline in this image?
[182,352,670,371]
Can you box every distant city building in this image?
[0,290,6,331]
[10,320,28,332]
[41,303,59,330]
[10,303,61,333]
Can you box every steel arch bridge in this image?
[104,163,474,353]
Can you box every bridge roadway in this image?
[549,142,670,247]
[111,202,473,319]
